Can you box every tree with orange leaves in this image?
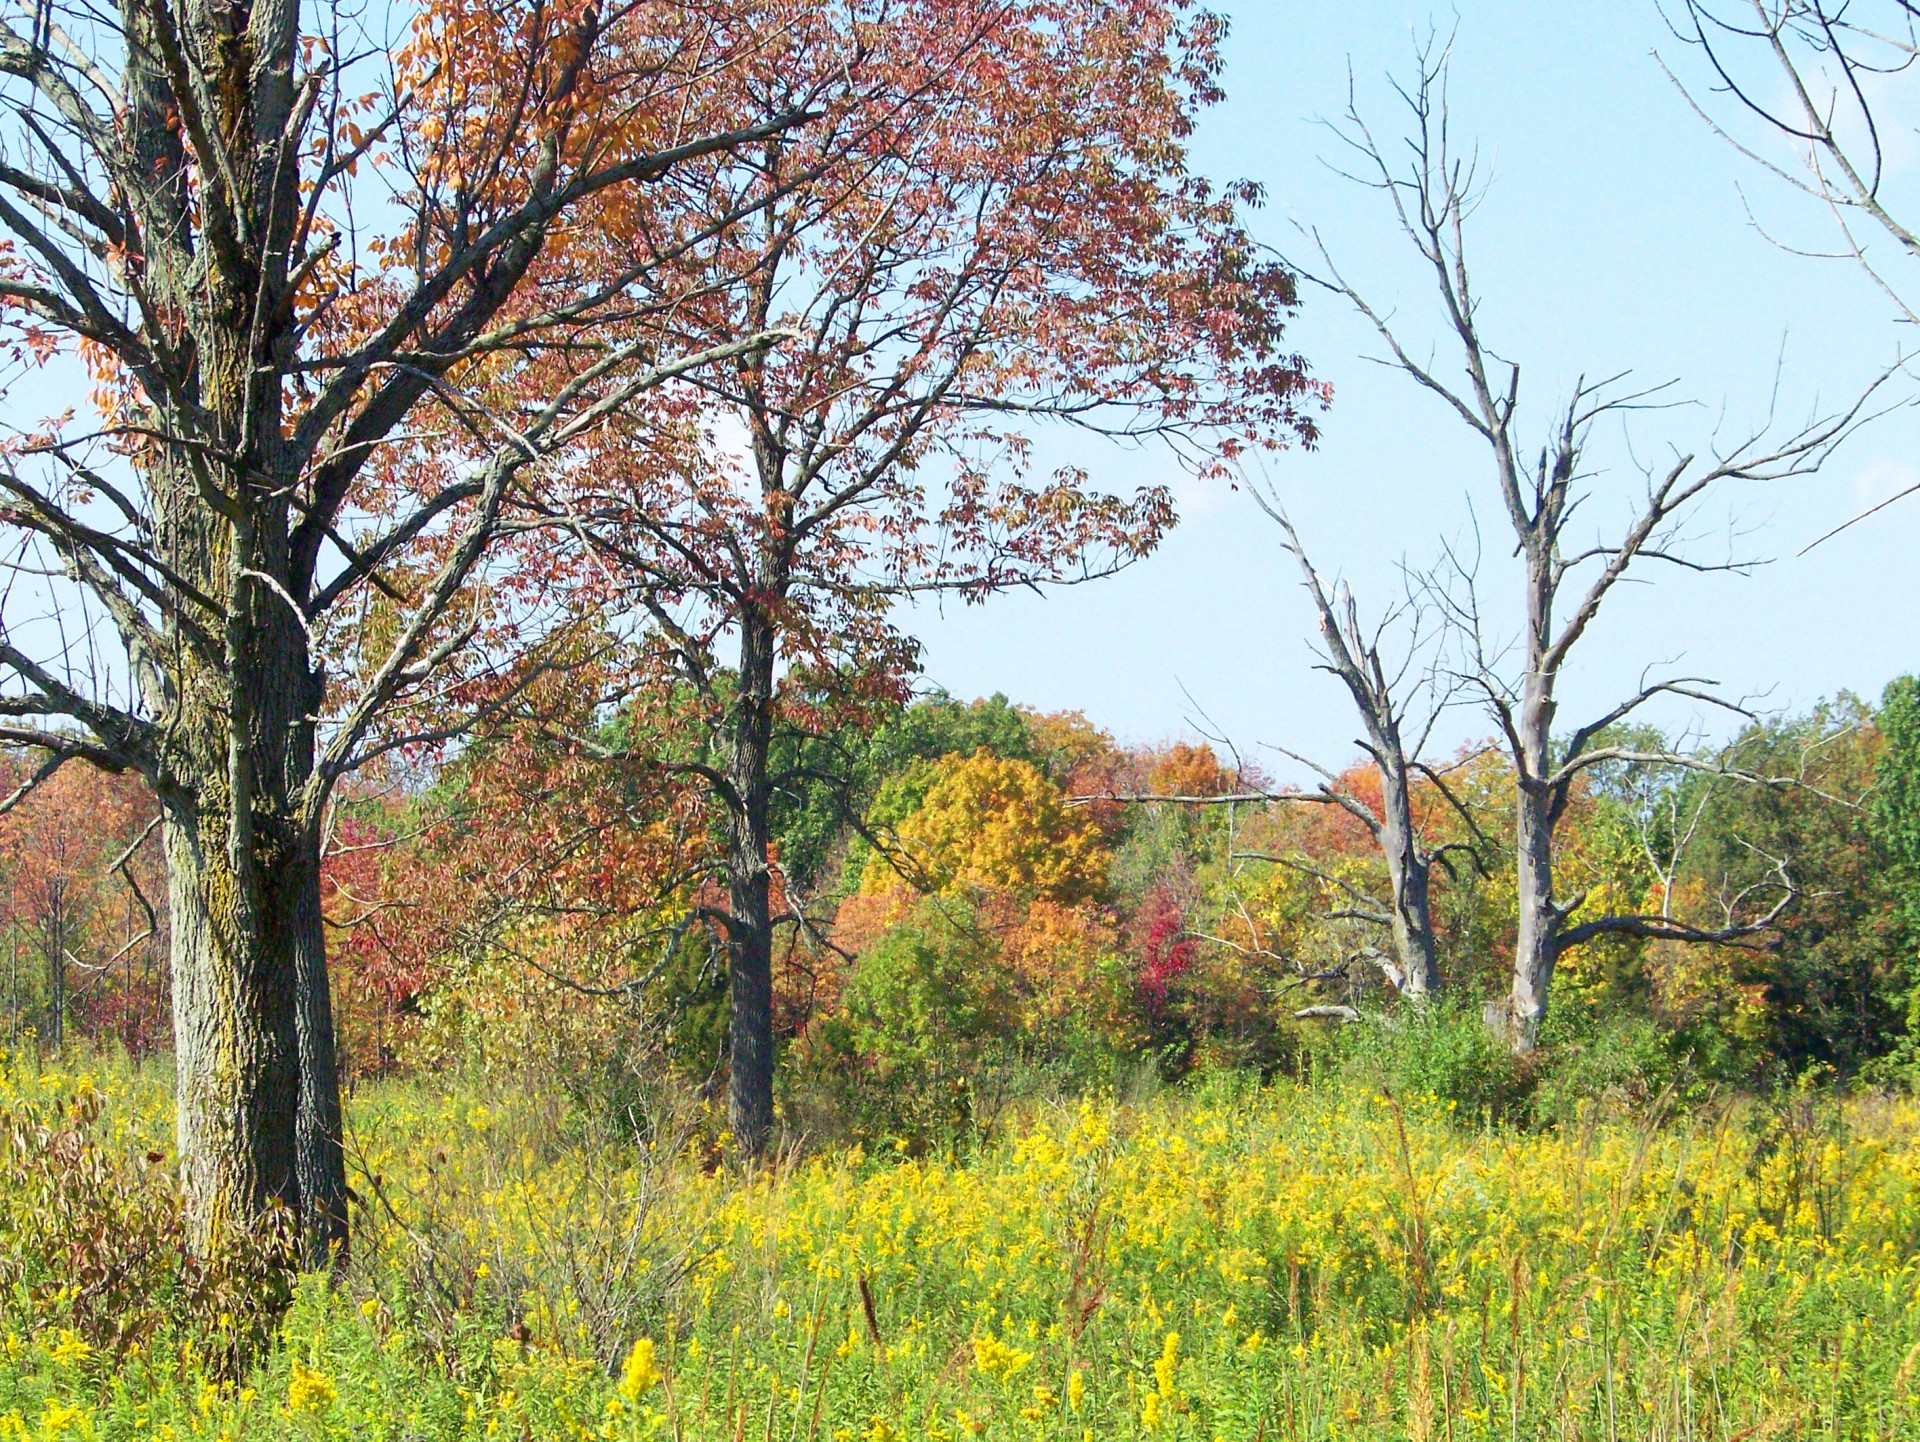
[0,0,862,1263]
[565,0,1322,1154]
[824,743,1134,1131]
[0,761,162,1050]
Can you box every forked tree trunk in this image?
[725,606,778,1158]
[123,0,350,1255]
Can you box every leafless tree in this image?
[1661,0,1920,538]
[1234,485,1492,1000]
[1305,44,1882,1052]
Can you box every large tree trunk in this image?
[1508,666,1558,1054]
[164,805,303,1248]
[132,0,347,1256]
[1377,764,1440,997]
[725,606,778,1158]
[161,684,344,1261]
[154,441,345,1261]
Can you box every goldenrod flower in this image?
[1154,1330,1180,1400]
[970,1334,1032,1381]
[286,1362,337,1415]
[618,1337,660,1399]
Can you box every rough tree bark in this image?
[724,602,780,1157]
[147,445,347,1251]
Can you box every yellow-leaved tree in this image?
[860,751,1108,904]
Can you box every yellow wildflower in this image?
[971,1333,1033,1381]
[618,1337,660,1399]
[287,1361,337,1415]
[38,1401,88,1439]
[1154,1330,1180,1400]
[47,1331,91,1367]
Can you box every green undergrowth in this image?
[1,1050,1918,1440]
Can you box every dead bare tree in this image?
[1307,43,1883,1052]
[1236,485,1492,1000]
[1661,1,1920,539]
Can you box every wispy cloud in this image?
[1851,457,1920,507]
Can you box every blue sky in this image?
[904,2,1920,771]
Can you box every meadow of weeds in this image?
[1,1047,1918,1441]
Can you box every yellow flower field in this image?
[2,1052,1917,1440]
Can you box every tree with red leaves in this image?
[0,762,162,1051]
[1134,884,1197,1021]
[565,0,1323,1156]
[0,0,881,1263]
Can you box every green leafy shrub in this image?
[788,899,1018,1148]
[1331,1000,1537,1123]
[1530,1008,1693,1121]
